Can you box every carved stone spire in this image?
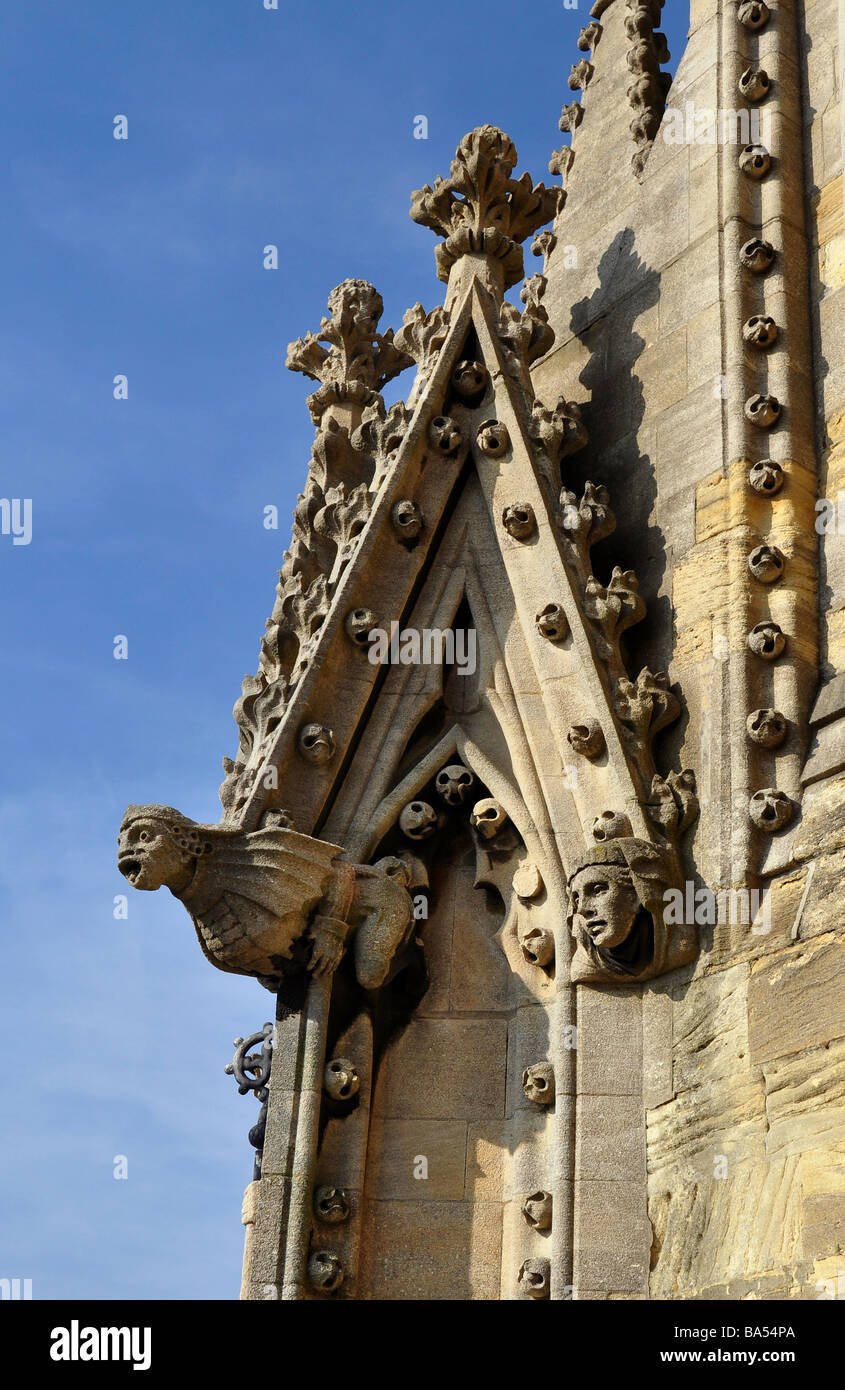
[410,126,563,307]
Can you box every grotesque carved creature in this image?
[391,498,423,542]
[738,0,771,29]
[502,503,536,540]
[747,543,785,584]
[739,144,771,179]
[744,393,781,427]
[470,798,509,840]
[567,719,604,759]
[519,924,555,969]
[399,800,438,840]
[451,360,488,403]
[117,805,415,993]
[535,602,568,642]
[522,1191,553,1230]
[566,838,689,983]
[743,314,778,348]
[740,238,775,273]
[739,67,771,100]
[746,708,787,747]
[428,414,463,456]
[476,420,509,457]
[308,1250,343,1293]
[592,810,633,842]
[749,460,784,495]
[345,607,379,647]
[298,723,335,764]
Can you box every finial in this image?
[410,125,562,304]
[286,278,411,427]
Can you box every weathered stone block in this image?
[749,939,845,1063]
[358,1199,503,1300]
[373,1018,507,1120]
[365,1118,468,1201]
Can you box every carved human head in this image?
[566,838,675,982]
[118,805,213,892]
[568,860,640,950]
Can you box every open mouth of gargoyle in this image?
[118,857,142,884]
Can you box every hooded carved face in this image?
[568,865,640,949]
[565,837,679,983]
[118,810,198,892]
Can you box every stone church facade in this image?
[119,0,845,1299]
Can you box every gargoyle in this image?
[117,804,414,992]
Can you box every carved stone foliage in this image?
[558,103,583,134]
[286,278,412,427]
[555,475,697,853]
[530,396,588,492]
[577,21,602,53]
[117,804,416,993]
[566,836,694,984]
[568,59,594,92]
[625,0,672,179]
[410,125,562,290]
[497,274,555,369]
[548,145,574,183]
[220,283,419,820]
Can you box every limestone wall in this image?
[536,0,845,1300]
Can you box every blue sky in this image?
[0,1,691,1299]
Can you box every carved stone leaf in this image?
[310,417,368,491]
[498,291,555,371]
[394,303,451,374]
[261,571,330,686]
[615,668,680,745]
[352,400,412,492]
[585,567,645,640]
[313,482,371,579]
[558,481,615,554]
[286,278,412,424]
[411,126,561,289]
[530,397,588,490]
